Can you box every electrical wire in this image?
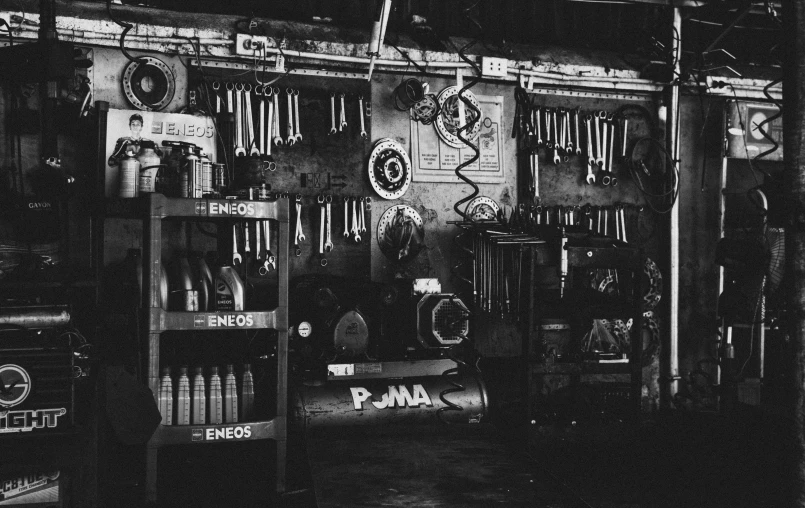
[0,18,14,46]
[628,137,678,214]
[106,0,146,64]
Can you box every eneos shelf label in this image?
[192,425,253,442]
[196,201,258,217]
[194,314,255,328]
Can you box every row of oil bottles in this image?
[158,364,254,425]
[118,248,246,312]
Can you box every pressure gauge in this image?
[297,321,312,338]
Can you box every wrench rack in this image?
[130,193,289,503]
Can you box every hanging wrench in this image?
[601,112,611,186]
[286,88,296,146]
[544,108,552,149]
[329,93,337,135]
[551,109,560,164]
[272,87,283,146]
[264,87,274,156]
[234,83,246,157]
[535,107,543,147]
[294,196,305,257]
[359,197,367,233]
[594,112,603,168]
[351,198,361,243]
[226,82,234,114]
[607,113,616,185]
[574,108,582,156]
[318,195,326,255]
[293,89,303,142]
[339,93,347,131]
[324,196,334,252]
[619,205,627,242]
[212,81,221,114]
[557,108,565,153]
[622,117,629,157]
[562,109,571,162]
[244,84,260,156]
[343,197,350,238]
[257,86,265,156]
[232,224,242,265]
[262,218,276,272]
[358,95,367,139]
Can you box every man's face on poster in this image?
[130,119,143,138]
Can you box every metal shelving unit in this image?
[134,193,289,502]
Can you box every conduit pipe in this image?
[665,7,683,408]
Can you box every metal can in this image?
[180,149,200,198]
[213,163,226,192]
[137,140,162,194]
[119,151,139,198]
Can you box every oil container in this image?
[137,140,162,194]
[214,264,245,311]
[119,150,139,198]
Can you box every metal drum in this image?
[293,370,488,430]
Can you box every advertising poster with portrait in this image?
[104,109,217,197]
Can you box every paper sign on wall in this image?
[410,95,505,183]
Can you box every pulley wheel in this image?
[123,56,175,111]
[368,138,412,200]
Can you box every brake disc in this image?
[368,138,412,200]
[122,56,175,111]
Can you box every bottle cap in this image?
[225,364,234,374]
[243,363,251,372]
[161,366,171,376]
[194,366,204,375]
[209,365,219,375]
[179,366,188,375]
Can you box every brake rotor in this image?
[377,205,425,263]
[435,86,482,148]
[122,56,175,111]
[368,138,412,200]
[464,196,500,221]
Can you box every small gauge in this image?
[297,321,312,338]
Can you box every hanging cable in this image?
[106,0,146,64]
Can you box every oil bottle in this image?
[191,366,206,425]
[240,364,254,422]
[208,366,223,424]
[223,364,238,423]
[189,251,213,311]
[214,262,245,311]
[157,366,173,426]
[168,253,197,311]
[137,140,162,194]
[176,366,191,426]
[119,150,139,198]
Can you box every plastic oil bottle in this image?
[208,366,223,424]
[191,366,206,425]
[137,140,162,194]
[119,150,140,198]
[223,364,238,423]
[176,366,191,426]
[214,262,245,311]
[189,251,213,311]
[157,367,173,426]
[240,364,255,422]
[168,254,197,311]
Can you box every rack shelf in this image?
[146,309,286,332]
[150,419,283,447]
[106,194,289,221]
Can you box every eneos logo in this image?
[0,365,31,408]
[195,314,254,327]
[192,425,252,441]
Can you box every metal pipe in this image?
[664,7,682,408]
[0,305,70,328]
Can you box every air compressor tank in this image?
[292,361,488,430]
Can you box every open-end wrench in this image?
[535,107,543,147]
[294,196,305,257]
[557,108,565,153]
[622,117,629,157]
[232,224,242,265]
[608,113,616,185]
[619,205,627,242]
[574,108,582,156]
[601,113,611,186]
[244,220,251,255]
[318,195,326,255]
[343,197,350,238]
[351,198,361,243]
[286,88,296,146]
[212,81,221,114]
[293,89,303,143]
[244,85,260,156]
[324,196,334,252]
[585,116,594,167]
[272,87,283,146]
[594,112,603,167]
[262,218,276,272]
[551,109,560,164]
[358,95,367,139]
[596,206,602,235]
[257,86,265,156]
[360,196,366,233]
[339,93,347,131]
[329,93,337,135]
[234,83,246,157]
[264,87,273,156]
[562,109,571,162]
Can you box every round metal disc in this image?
[122,56,175,111]
[377,205,425,263]
[368,139,412,200]
[464,196,500,221]
[434,86,483,149]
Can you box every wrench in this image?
[272,87,283,146]
[257,86,265,156]
[264,87,273,156]
[226,82,234,114]
[343,197,350,238]
[359,197,367,233]
[622,117,629,157]
[351,198,361,243]
[544,108,552,149]
[358,95,367,139]
[318,195,326,255]
[594,112,603,167]
[232,224,242,265]
[293,89,303,142]
[212,81,221,114]
[234,83,246,157]
[295,196,306,242]
[601,113,611,186]
[557,108,565,153]
[286,88,296,146]
[329,93,337,135]
[586,115,595,167]
[324,196,334,252]
[565,109,572,154]
[262,218,276,272]
[535,107,543,147]
[619,205,627,242]
[339,93,347,131]
[245,85,260,156]
[552,108,560,165]
[574,108,582,156]
[607,113,616,183]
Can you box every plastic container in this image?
[157,367,173,426]
[208,366,223,424]
[176,366,191,426]
[214,265,245,311]
[126,248,168,310]
[240,364,255,422]
[191,366,206,425]
[223,364,238,424]
[137,140,162,194]
[189,251,213,311]
[168,254,197,311]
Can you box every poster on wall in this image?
[725,101,783,162]
[104,109,217,197]
[0,471,61,506]
[409,94,505,183]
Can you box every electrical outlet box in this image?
[234,33,269,56]
[481,57,508,78]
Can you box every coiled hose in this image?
[437,296,478,424]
